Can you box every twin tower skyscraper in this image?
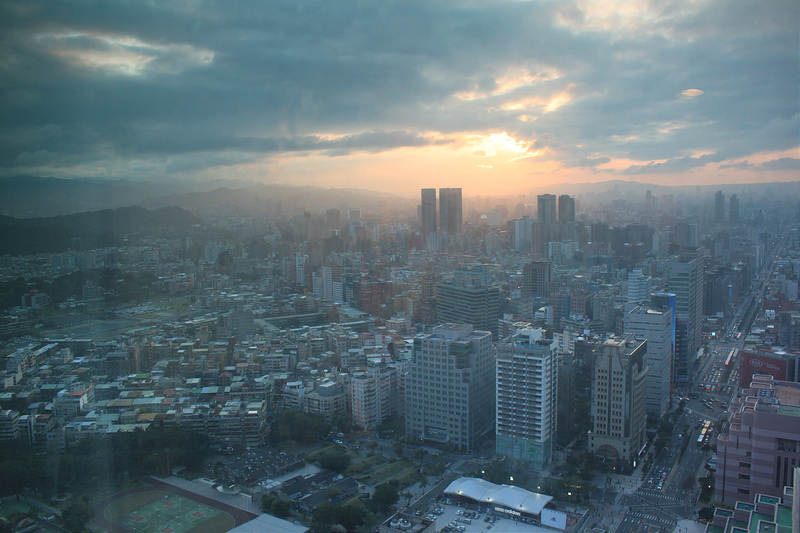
[421,188,462,237]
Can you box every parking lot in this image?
[423,502,568,533]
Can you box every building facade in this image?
[436,278,500,338]
[667,250,705,383]
[406,324,494,451]
[588,335,648,472]
[537,194,557,225]
[420,188,437,238]
[438,188,462,236]
[496,329,557,470]
[558,195,575,223]
[715,374,800,505]
[624,303,673,419]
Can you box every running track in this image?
[93,478,258,533]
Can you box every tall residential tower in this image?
[496,328,557,470]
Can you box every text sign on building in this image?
[495,507,521,517]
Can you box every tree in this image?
[61,500,93,531]
[311,502,337,531]
[698,506,715,522]
[332,410,352,434]
[393,441,404,458]
[319,447,351,473]
[0,440,46,496]
[334,504,366,531]
[414,448,426,465]
[269,410,331,444]
[262,493,290,519]
[370,482,399,513]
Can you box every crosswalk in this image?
[637,489,682,502]
[623,510,676,526]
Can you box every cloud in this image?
[0,0,796,184]
[719,161,754,171]
[757,157,800,171]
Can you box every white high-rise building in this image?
[624,303,673,419]
[627,269,652,303]
[495,328,557,470]
[406,324,494,451]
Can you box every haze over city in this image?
[1,0,798,196]
[1,2,800,533]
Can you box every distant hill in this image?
[139,183,409,217]
[0,205,201,256]
[0,176,236,218]
[0,176,407,218]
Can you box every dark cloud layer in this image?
[0,0,797,181]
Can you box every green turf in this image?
[371,460,413,483]
[106,491,235,533]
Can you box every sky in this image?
[0,0,798,197]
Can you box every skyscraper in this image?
[537,194,557,225]
[624,302,673,419]
[420,188,437,238]
[729,194,739,224]
[495,328,557,470]
[439,188,462,235]
[667,250,705,382]
[715,190,725,222]
[588,335,648,473]
[406,324,494,450]
[558,194,575,223]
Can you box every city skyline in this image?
[0,0,797,197]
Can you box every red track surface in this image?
[93,478,257,533]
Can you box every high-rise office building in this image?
[537,194,557,225]
[624,303,673,419]
[716,374,800,504]
[495,328,557,470]
[522,261,552,298]
[558,195,575,223]
[588,335,648,472]
[715,190,725,222]
[421,188,437,238]
[439,188,462,236]
[729,194,740,224]
[406,324,494,450]
[667,250,705,382]
[436,276,500,338]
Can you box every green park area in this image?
[0,500,37,525]
[104,490,234,533]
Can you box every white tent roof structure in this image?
[444,477,553,515]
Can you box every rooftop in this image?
[444,477,553,516]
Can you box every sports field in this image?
[103,490,235,533]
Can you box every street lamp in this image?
[567,492,572,506]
